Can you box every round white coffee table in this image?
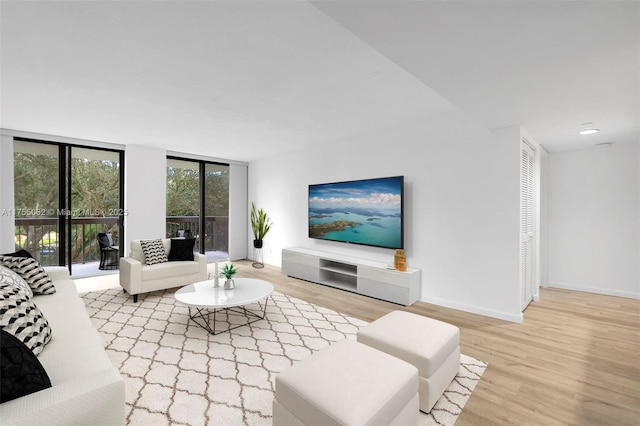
[175,278,274,335]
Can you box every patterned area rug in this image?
[81,288,487,425]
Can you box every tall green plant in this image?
[250,202,273,241]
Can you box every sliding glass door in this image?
[13,139,124,276]
[204,162,230,255]
[166,157,229,261]
[69,147,123,274]
[13,141,60,265]
[166,158,201,251]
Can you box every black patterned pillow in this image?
[0,282,52,355]
[0,256,56,295]
[168,238,195,261]
[0,266,33,299]
[140,239,168,265]
[1,249,34,259]
[1,329,52,402]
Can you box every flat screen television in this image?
[308,176,404,250]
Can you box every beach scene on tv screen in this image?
[308,176,402,249]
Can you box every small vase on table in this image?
[221,263,238,290]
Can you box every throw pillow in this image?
[168,238,196,262]
[1,249,34,259]
[0,329,52,403]
[0,281,53,355]
[0,266,33,299]
[0,256,56,295]
[140,239,168,265]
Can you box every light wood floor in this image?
[236,260,640,426]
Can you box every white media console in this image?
[281,247,421,306]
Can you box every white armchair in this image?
[119,238,207,302]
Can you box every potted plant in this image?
[221,263,238,289]
[250,202,273,249]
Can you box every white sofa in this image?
[0,266,125,426]
[119,238,207,302]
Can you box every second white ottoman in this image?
[273,339,419,425]
[357,311,460,413]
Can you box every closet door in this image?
[520,141,535,310]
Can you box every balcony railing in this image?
[14,216,229,267]
[14,217,119,266]
[166,216,228,252]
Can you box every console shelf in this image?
[282,247,421,306]
[320,261,357,276]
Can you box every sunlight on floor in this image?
[74,273,120,293]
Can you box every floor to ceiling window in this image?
[13,141,59,265]
[204,162,230,256]
[13,139,124,276]
[166,157,229,261]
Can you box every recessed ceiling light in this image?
[579,128,599,135]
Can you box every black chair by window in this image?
[176,229,191,238]
[97,232,119,270]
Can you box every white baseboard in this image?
[548,281,640,300]
[421,296,523,323]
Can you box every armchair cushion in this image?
[140,239,168,265]
[141,260,201,281]
[168,238,195,262]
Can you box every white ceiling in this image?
[1,1,638,162]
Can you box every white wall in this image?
[249,109,524,322]
[229,163,248,261]
[123,145,167,253]
[539,145,550,291]
[492,126,548,309]
[548,142,640,298]
[0,135,15,252]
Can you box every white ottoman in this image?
[357,311,460,413]
[273,339,419,426]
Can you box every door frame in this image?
[521,138,538,310]
[15,137,125,275]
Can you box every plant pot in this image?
[253,239,263,249]
[224,278,235,290]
